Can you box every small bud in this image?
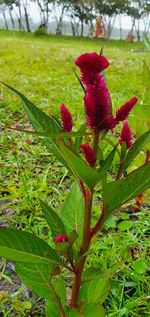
[54,235,69,243]
[80,144,96,166]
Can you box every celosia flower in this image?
[75,52,109,85]
[84,74,114,131]
[60,104,73,132]
[80,144,96,166]
[115,97,138,123]
[54,235,69,243]
[120,120,132,149]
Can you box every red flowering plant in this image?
[0,52,150,317]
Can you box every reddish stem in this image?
[90,205,106,239]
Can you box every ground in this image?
[0,30,150,316]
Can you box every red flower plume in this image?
[80,144,96,166]
[75,52,109,85]
[60,104,73,132]
[116,97,138,123]
[120,120,132,149]
[84,75,114,131]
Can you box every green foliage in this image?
[0,229,61,265]
[79,275,111,305]
[0,32,150,316]
[61,182,84,247]
[34,27,48,37]
[40,200,67,239]
[103,162,150,217]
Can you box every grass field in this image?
[0,30,150,316]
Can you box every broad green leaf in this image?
[122,130,150,172]
[79,276,111,305]
[0,229,61,265]
[81,303,105,317]
[98,146,117,180]
[58,140,100,188]
[40,200,67,239]
[46,300,61,317]
[54,277,66,307]
[16,263,57,299]
[0,82,62,137]
[103,162,150,217]
[61,183,84,247]
[83,268,109,282]
[0,82,69,167]
[68,309,81,317]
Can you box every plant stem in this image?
[116,160,123,179]
[90,205,106,239]
[70,130,100,309]
[70,189,93,308]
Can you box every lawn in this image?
[0,30,150,316]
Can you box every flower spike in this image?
[120,120,132,149]
[75,52,109,85]
[80,144,97,166]
[116,97,138,123]
[60,104,73,132]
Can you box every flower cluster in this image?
[75,52,138,133]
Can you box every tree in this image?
[0,0,9,29]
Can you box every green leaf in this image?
[81,303,105,317]
[46,301,60,317]
[132,259,147,274]
[122,130,150,172]
[54,277,66,307]
[118,220,133,231]
[0,229,61,265]
[103,162,150,217]
[58,140,100,188]
[98,146,117,181]
[79,276,111,305]
[61,183,84,247]
[83,268,109,282]
[0,82,69,167]
[40,200,67,240]
[16,263,57,299]
[68,309,81,317]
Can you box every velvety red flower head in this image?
[84,74,114,132]
[54,235,69,243]
[116,97,138,123]
[75,52,109,85]
[120,120,132,149]
[80,144,96,166]
[60,104,73,132]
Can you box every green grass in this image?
[0,30,150,316]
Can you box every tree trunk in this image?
[9,8,15,29]
[23,5,31,32]
[71,20,76,36]
[80,19,84,36]
[118,15,122,40]
[3,11,8,30]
